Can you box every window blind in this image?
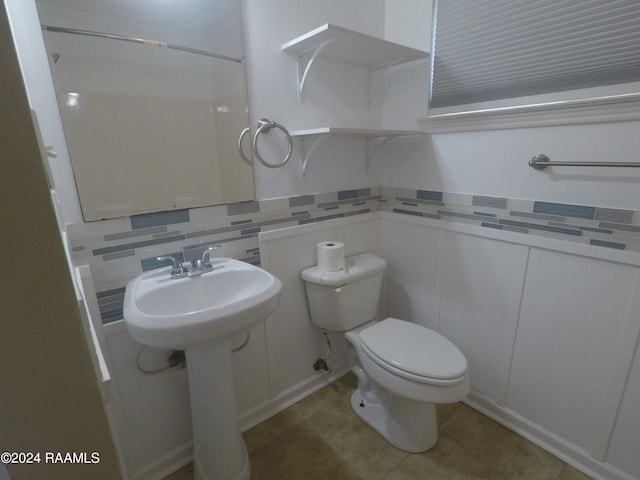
[429,0,640,112]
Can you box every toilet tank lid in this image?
[301,253,386,287]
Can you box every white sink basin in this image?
[123,257,282,348]
[123,257,282,479]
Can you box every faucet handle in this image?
[156,256,183,276]
[201,245,222,266]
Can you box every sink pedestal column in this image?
[185,340,250,480]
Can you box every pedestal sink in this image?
[123,257,282,480]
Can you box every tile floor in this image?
[163,373,591,480]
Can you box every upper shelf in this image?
[289,127,425,174]
[281,24,429,102]
[281,23,429,68]
[289,127,424,138]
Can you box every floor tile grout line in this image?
[299,417,368,479]
[242,408,306,457]
[163,373,593,480]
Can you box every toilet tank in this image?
[301,253,386,331]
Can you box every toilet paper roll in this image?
[317,241,345,272]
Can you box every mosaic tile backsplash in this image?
[68,187,379,325]
[381,186,640,252]
[66,186,640,325]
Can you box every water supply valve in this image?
[168,350,186,369]
[313,358,330,373]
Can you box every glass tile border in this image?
[67,186,640,325]
[381,188,640,253]
[66,188,381,325]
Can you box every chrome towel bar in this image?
[529,154,640,170]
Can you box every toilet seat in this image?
[359,318,468,386]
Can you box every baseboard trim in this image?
[129,362,351,479]
[465,391,636,480]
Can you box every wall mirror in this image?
[36,0,254,221]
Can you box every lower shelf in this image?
[289,127,425,174]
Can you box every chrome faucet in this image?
[186,245,222,277]
[200,245,222,268]
[156,256,186,278]
[157,246,222,279]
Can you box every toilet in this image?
[301,253,469,453]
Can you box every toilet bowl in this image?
[346,317,469,452]
[302,253,469,452]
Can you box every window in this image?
[428,0,640,120]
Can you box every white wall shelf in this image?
[282,25,427,174]
[281,24,428,102]
[289,127,424,174]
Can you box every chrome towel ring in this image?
[237,118,293,169]
[253,118,293,168]
[237,127,253,166]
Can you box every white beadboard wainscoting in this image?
[378,211,640,480]
[84,211,639,479]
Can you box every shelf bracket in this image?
[296,37,336,103]
[299,134,332,175]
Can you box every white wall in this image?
[381,0,640,211]
[12,0,640,216]
[379,212,640,480]
[377,117,640,210]
[607,338,640,476]
[242,0,385,200]
[385,0,431,51]
[260,215,380,397]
